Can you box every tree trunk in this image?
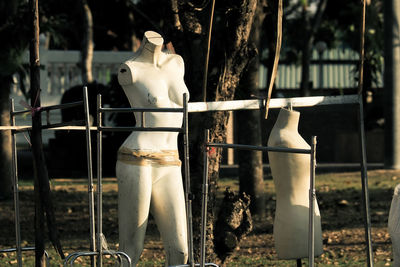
[166,0,258,262]
[237,0,267,216]
[81,0,94,84]
[300,5,312,97]
[29,0,63,265]
[0,75,12,200]
[300,0,328,97]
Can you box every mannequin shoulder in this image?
[117,62,137,85]
[162,53,185,72]
[268,130,310,149]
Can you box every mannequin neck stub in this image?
[274,108,300,132]
[136,31,164,65]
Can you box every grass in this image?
[0,169,399,266]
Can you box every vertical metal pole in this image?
[10,99,22,267]
[183,94,194,267]
[200,130,210,267]
[140,112,144,127]
[96,94,103,267]
[308,136,317,267]
[358,96,374,266]
[83,87,96,267]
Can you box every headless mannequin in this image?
[389,184,400,265]
[267,108,323,260]
[116,31,188,266]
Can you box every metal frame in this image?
[202,131,317,267]
[187,94,372,266]
[85,93,191,267]
[63,89,132,267]
[0,87,92,267]
[0,93,373,266]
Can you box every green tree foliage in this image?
[0,2,31,76]
[281,0,383,89]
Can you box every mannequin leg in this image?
[151,166,188,266]
[117,162,152,266]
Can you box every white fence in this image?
[11,45,369,146]
[11,46,133,146]
[12,48,133,105]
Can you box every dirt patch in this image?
[0,171,396,266]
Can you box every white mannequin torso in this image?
[267,108,323,260]
[116,31,189,266]
[118,31,189,150]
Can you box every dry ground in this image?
[0,169,398,266]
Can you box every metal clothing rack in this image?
[202,131,317,267]
[66,93,193,267]
[187,94,373,267]
[64,89,131,267]
[0,87,93,267]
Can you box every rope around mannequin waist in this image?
[117,147,181,166]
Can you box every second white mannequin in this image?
[267,108,323,260]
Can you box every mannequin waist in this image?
[122,132,179,150]
[117,146,181,166]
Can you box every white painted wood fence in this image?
[10,42,369,148]
[11,44,133,146]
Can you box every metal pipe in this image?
[200,130,210,267]
[66,251,131,266]
[39,101,84,112]
[100,107,184,113]
[358,96,374,266]
[83,86,96,267]
[182,94,194,267]
[112,251,132,265]
[40,120,85,130]
[98,126,184,133]
[140,111,144,127]
[11,101,84,117]
[309,136,317,267]
[10,99,22,267]
[207,142,311,154]
[96,94,103,267]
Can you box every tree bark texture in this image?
[300,0,328,97]
[0,76,12,200]
[237,0,267,216]
[166,0,258,263]
[29,0,63,265]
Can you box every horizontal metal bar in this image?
[0,247,35,253]
[100,107,184,113]
[65,250,132,265]
[11,101,84,116]
[11,109,32,116]
[99,126,184,133]
[188,94,360,112]
[0,126,31,131]
[41,120,85,130]
[207,142,311,154]
[40,101,83,112]
[0,247,49,259]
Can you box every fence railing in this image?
[11,46,133,146]
[260,48,383,90]
[11,45,373,146]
